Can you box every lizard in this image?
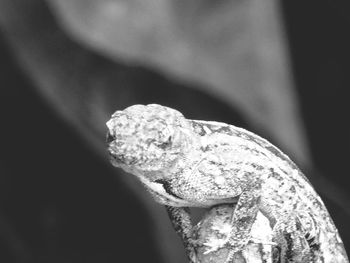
[106,104,348,263]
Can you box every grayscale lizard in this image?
[106,104,348,263]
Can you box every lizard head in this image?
[106,104,192,176]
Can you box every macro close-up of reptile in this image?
[1,1,350,262]
[106,104,349,263]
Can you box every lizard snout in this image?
[106,131,116,144]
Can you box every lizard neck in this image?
[166,132,203,178]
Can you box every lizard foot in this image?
[203,237,230,254]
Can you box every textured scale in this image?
[106,104,348,263]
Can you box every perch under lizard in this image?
[106,104,348,263]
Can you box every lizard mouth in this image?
[106,131,115,144]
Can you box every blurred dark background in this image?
[0,1,349,262]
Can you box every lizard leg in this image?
[201,185,262,260]
[165,206,198,263]
[225,188,261,263]
[273,214,313,263]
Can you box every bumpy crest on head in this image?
[106,104,189,172]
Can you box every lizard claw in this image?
[203,237,230,254]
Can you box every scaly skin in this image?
[106,104,348,263]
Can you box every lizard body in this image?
[106,104,348,263]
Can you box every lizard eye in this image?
[157,136,172,149]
